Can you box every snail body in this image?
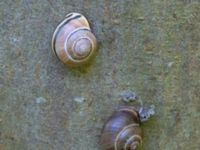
[52,13,97,67]
[101,107,142,150]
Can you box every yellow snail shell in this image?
[101,107,143,150]
[52,13,97,67]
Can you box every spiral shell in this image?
[52,13,97,67]
[101,107,142,150]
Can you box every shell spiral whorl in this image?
[101,107,142,150]
[52,13,97,67]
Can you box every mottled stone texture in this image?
[0,0,200,150]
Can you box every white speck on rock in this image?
[74,96,85,103]
[36,97,47,104]
[137,16,145,21]
[167,62,174,68]
[120,90,138,102]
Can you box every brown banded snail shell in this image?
[52,13,97,67]
[101,107,142,150]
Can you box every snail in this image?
[101,106,143,150]
[52,13,97,67]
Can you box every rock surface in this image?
[0,0,200,150]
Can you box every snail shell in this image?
[101,107,142,150]
[52,13,97,67]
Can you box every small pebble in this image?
[147,61,153,65]
[167,62,174,68]
[74,96,85,103]
[138,105,155,122]
[113,19,120,25]
[120,90,138,102]
[36,97,46,104]
[137,16,145,21]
